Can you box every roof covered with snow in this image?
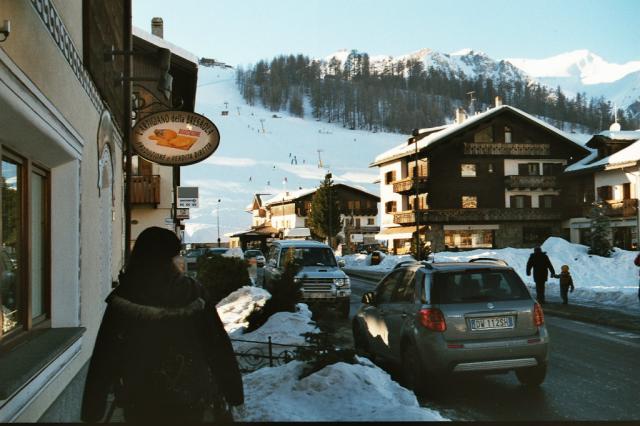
[565,139,640,173]
[262,184,379,207]
[592,130,640,142]
[371,105,590,166]
[133,26,199,64]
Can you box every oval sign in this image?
[132,111,220,166]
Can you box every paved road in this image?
[345,275,640,421]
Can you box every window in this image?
[474,126,493,143]
[505,126,512,143]
[1,154,50,340]
[623,183,631,200]
[410,194,428,210]
[354,200,361,210]
[539,195,556,209]
[409,159,428,177]
[444,230,494,249]
[375,270,403,304]
[510,195,531,208]
[385,201,397,213]
[355,218,361,228]
[347,200,354,210]
[461,196,478,209]
[518,163,540,176]
[523,227,552,244]
[596,185,613,201]
[461,164,476,177]
[367,218,375,225]
[390,269,417,303]
[384,170,396,184]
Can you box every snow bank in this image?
[343,237,639,312]
[222,247,244,259]
[216,286,271,335]
[233,357,447,422]
[342,251,415,271]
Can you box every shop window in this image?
[461,164,476,177]
[474,126,493,143]
[462,196,478,209]
[385,170,396,184]
[1,154,50,340]
[444,230,494,249]
[523,227,552,245]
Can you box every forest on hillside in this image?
[235,50,639,134]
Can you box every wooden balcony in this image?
[394,208,563,224]
[130,175,160,204]
[504,175,558,190]
[464,143,550,156]
[392,176,428,194]
[566,199,638,218]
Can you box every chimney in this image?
[495,96,502,107]
[151,17,164,38]
[455,107,466,124]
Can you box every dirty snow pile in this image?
[233,357,448,422]
[216,286,448,421]
[343,237,639,311]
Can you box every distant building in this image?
[371,98,592,254]
[233,184,380,252]
[564,125,640,249]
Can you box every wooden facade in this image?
[377,106,593,251]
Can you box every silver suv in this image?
[263,240,351,318]
[352,259,549,394]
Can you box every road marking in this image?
[607,331,640,339]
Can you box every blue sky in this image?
[133,0,639,66]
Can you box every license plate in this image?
[469,316,514,331]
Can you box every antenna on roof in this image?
[466,91,476,114]
[610,103,621,132]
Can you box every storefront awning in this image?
[375,226,426,241]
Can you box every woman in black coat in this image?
[81,227,243,423]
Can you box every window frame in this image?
[0,148,51,343]
[460,163,477,177]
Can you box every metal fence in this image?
[231,333,330,373]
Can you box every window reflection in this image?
[1,160,21,335]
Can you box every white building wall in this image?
[503,159,566,175]
[379,161,404,228]
[595,169,636,200]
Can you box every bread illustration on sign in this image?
[148,128,198,151]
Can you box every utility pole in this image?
[326,172,333,248]
[217,198,221,247]
[412,129,421,260]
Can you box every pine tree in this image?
[588,202,612,257]
[307,175,341,248]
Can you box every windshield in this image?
[279,247,337,267]
[185,248,205,258]
[245,250,263,258]
[431,269,530,304]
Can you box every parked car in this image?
[263,240,351,318]
[183,248,207,278]
[244,249,266,267]
[205,247,229,257]
[352,258,549,395]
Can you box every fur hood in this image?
[106,294,206,321]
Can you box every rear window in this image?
[431,269,530,304]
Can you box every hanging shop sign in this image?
[132,111,220,166]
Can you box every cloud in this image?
[181,178,254,194]
[334,171,379,184]
[202,156,257,167]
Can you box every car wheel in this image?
[352,320,374,361]
[515,362,547,386]
[401,343,429,396]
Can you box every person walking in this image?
[81,227,243,423]
[526,246,556,304]
[635,252,640,302]
[555,264,575,305]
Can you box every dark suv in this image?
[352,259,549,394]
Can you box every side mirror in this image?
[338,259,346,268]
[362,291,376,305]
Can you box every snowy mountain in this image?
[183,66,399,243]
[507,49,640,110]
[323,48,640,111]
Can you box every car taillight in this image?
[418,308,446,332]
[533,303,545,327]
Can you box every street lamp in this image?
[217,198,221,247]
